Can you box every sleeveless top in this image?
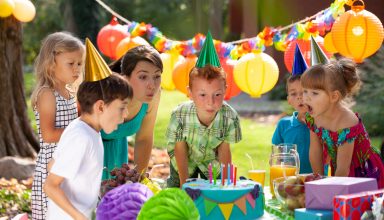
[31,88,78,220]
[305,113,384,188]
[101,103,148,179]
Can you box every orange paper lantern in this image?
[324,33,338,53]
[115,36,150,59]
[160,52,185,91]
[284,37,332,72]
[221,58,241,100]
[234,53,279,98]
[172,56,197,95]
[97,17,129,60]
[331,1,384,63]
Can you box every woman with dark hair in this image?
[102,45,163,179]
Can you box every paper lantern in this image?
[0,0,15,17]
[172,56,197,95]
[221,58,241,100]
[284,37,332,72]
[115,36,150,59]
[97,17,129,60]
[160,52,185,91]
[234,53,279,98]
[12,0,35,22]
[324,33,338,53]
[331,0,384,63]
[97,183,153,220]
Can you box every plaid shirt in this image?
[166,101,242,178]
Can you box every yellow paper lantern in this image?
[234,53,279,98]
[12,0,36,22]
[0,0,15,17]
[160,52,185,91]
[115,36,149,59]
[331,0,384,63]
[324,33,338,53]
[172,56,197,95]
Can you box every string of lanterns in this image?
[0,0,36,22]
[95,0,383,99]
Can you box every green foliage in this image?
[354,46,384,136]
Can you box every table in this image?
[257,187,295,220]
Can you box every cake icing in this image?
[182,179,264,220]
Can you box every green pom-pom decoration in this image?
[137,188,199,220]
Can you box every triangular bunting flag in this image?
[204,199,217,216]
[218,203,234,220]
[234,195,247,215]
[310,35,329,65]
[246,193,255,209]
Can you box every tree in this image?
[0,16,39,158]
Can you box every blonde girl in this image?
[31,32,84,219]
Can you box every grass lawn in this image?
[24,72,383,186]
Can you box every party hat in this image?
[292,43,308,76]
[85,38,112,82]
[195,31,221,68]
[310,36,329,65]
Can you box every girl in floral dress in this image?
[301,58,384,188]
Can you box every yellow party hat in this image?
[85,38,112,82]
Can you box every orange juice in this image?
[269,165,297,196]
[248,170,266,187]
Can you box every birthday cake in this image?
[182,180,264,220]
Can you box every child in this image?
[31,32,84,220]
[43,39,133,219]
[166,32,242,187]
[272,74,312,174]
[302,58,384,188]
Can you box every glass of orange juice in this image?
[269,143,299,196]
[248,170,266,188]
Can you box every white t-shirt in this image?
[46,118,103,220]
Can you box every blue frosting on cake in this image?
[182,180,264,220]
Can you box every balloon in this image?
[12,0,35,22]
[115,36,150,59]
[137,188,199,220]
[0,0,15,18]
[234,52,279,98]
[97,17,130,60]
[160,52,185,91]
[96,183,153,220]
[172,55,197,95]
[220,58,241,100]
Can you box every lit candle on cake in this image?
[208,163,212,184]
[227,163,230,185]
[213,165,217,185]
[221,164,224,186]
[234,166,237,186]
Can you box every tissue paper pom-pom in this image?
[137,188,199,220]
[97,183,153,220]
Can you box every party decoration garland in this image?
[95,0,347,60]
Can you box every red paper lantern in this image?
[97,17,129,59]
[284,37,332,72]
[172,56,197,95]
[221,58,241,100]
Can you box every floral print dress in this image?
[306,113,384,188]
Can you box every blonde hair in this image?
[31,32,85,106]
[301,58,361,100]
